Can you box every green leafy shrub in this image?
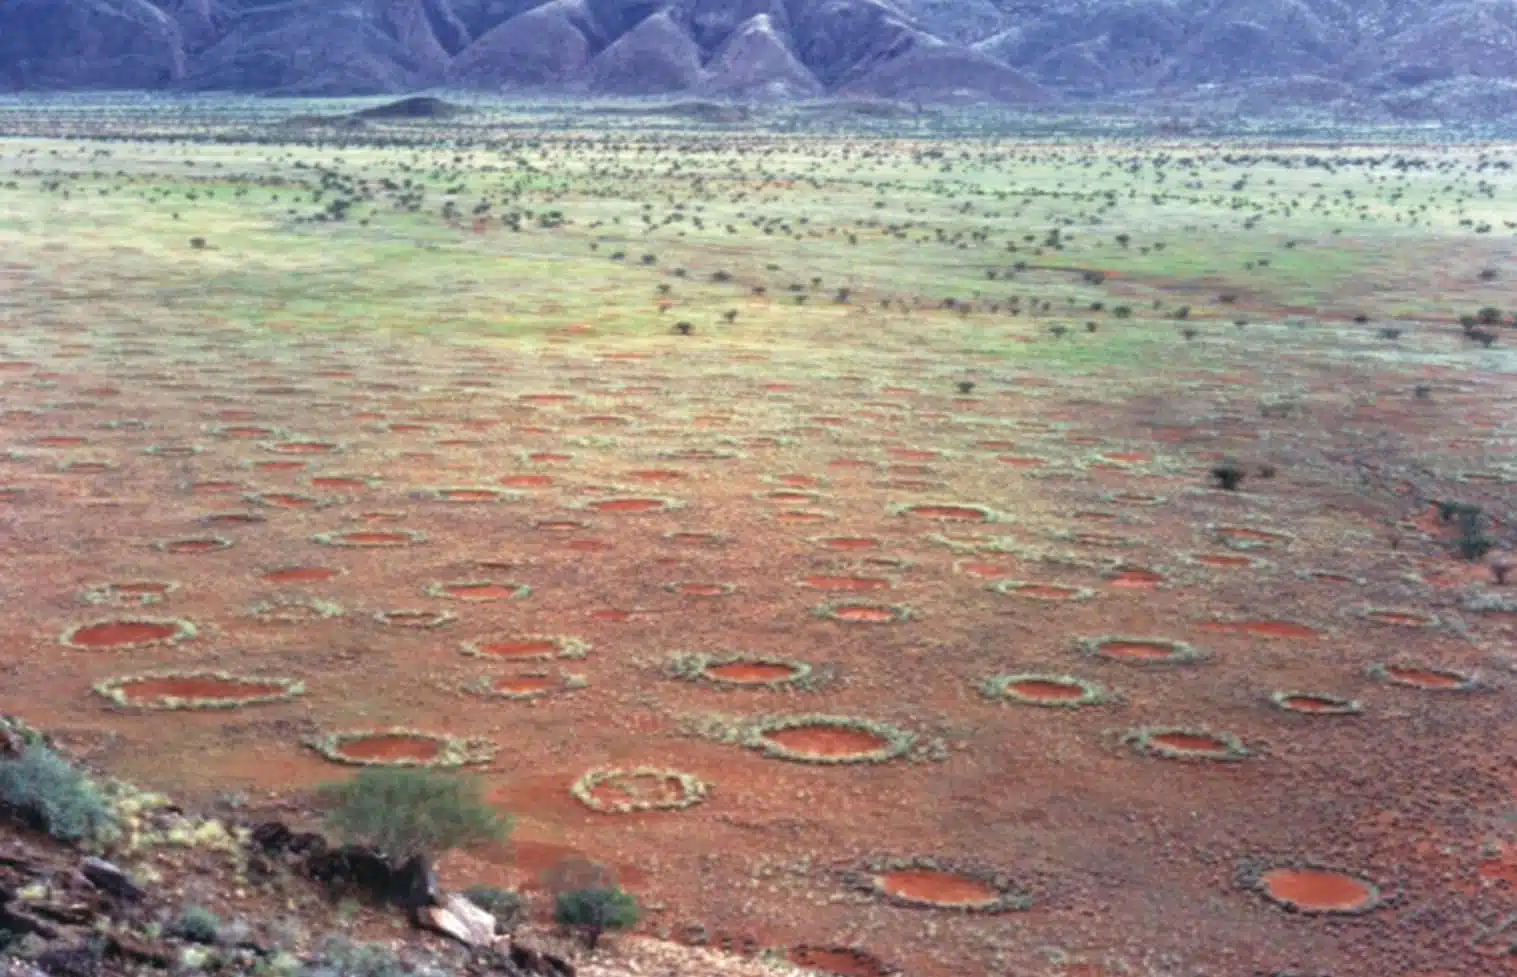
[167,905,221,944]
[317,768,510,864]
[554,886,639,950]
[0,745,118,844]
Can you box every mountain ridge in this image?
[2,0,1515,117]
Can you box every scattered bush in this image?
[318,768,510,867]
[167,905,221,945]
[1210,461,1246,491]
[0,745,118,844]
[554,886,639,950]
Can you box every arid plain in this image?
[1,101,1515,977]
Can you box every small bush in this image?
[167,905,221,945]
[554,886,639,950]
[318,768,510,864]
[0,745,118,844]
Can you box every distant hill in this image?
[4,0,1517,118]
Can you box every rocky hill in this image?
[1,1,1515,118]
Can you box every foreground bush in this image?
[554,885,639,950]
[0,744,118,844]
[318,767,511,866]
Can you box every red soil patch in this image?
[528,453,572,463]
[1215,526,1289,545]
[117,675,285,704]
[588,609,634,623]
[997,455,1046,467]
[262,567,339,584]
[566,539,613,553]
[788,947,892,977]
[1097,640,1186,662]
[267,441,338,454]
[437,489,501,502]
[665,533,722,546]
[34,436,86,447]
[1191,553,1254,567]
[108,582,174,598]
[1276,694,1358,715]
[775,510,830,523]
[499,474,553,488]
[957,561,1015,578]
[774,474,823,488]
[472,639,558,660]
[1364,610,1433,627]
[1108,567,1163,589]
[876,869,1000,908]
[1147,732,1234,757]
[536,520,586,533]
[624,469,685,483]
[1384,666,1467,689]
[310,477,368,492]
[258,493,316,508]
[705,662,802,684]
[253,461,305,472]
[333,734,441,763]
[802,576,891,592]
[828,605,898,622]
[1200,620,1320,640]
[1259,868,1378,913]
[762,724,886,759]
[817,537,879,551]
[1006,679,1088,703]
[491,676,555,696]
[1007,584,1083,600]
[67,621,179,648]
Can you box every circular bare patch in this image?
[799,575,894,593]
[425,580,531,603]
[853,857,1031,913]
[79,581,180,607]
[981,674,1105,709]
[61,618,196,651]
[1079,636,1208,665]
[1359,607,1437,628]
[579,496,685,514]
[891,502,1000,523]
[812,601,913,624]
[247,597,344,624]
[94,671,302,710]
[261,440,341,456]
[1367,663,1478,691]
[1269,691,1363,716]
[307,728,495,767]
[313,529,426,548]
[667,581,737,598]
[260,566,344,585]
[153,536,234,555]
[1250,865,1382,915]
[374,609,456,630]
[571,767,710,814]
[1124,727,1248,762]
[1208,524,1293,551]
[462,671,579,701]
[462,634,589,662]
[421,486,521,504]
[745,715,914,765]
[667,653,814,689]
[991,580,1096,602]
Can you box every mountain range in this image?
[4,0,1517,118]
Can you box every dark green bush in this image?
[167,905,221,944]
[318,768,510,864]
[0,745,118,844]
[554,886,639,950]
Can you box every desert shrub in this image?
[554,886,639,950]
[318,768,510,864]
[167,905,221,944]
[0,745,118,844]
[1210,461,1246,491]
[462,886,525,926]
[297,936,415,977]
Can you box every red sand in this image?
[705,662,799,684]
[334,734,441,763]
[761,725,887,759]
[876,869,1000,907]
[117,676,285,704]
[67,621,179,648]
[1259,868,1376,913]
